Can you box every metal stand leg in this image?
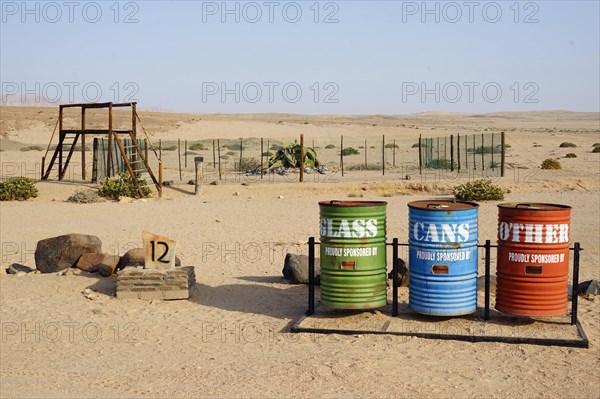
[571,242,581,326]
[392,238,399,316]
[484,239,491,321]
[308,237,315,316]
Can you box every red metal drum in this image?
[495,203,572,316]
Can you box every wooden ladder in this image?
[41,132,80,180]
[113,131,161,198]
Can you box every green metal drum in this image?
[319,200,388,309]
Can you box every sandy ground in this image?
[0,107,599,398]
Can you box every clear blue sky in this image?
[1,1,599,114]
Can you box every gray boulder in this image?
[577,280,599,296]
[117,247,181,270]
[282,253,320,284]
[35,234,102,273]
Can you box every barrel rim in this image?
[319,200,388,207]
[408,199,479,211]
[498,202,572,211]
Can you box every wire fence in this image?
[89,132,506,183]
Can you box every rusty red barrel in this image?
[495,203,571,316]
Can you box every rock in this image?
[35,234,102,273]
[577,280,599,296]
[241,182,250,186]
[210,181,219,185]
[117,248,181,270]
[387,258,409,287]
[188,180,195,185]
[278,195,284,199]
[75,253,105,272]
[282,253,320,284]
[405,174,412,180]
[163,180,174,186]
[233,192,239,196]
[7,263,33,275]
[97,255,122,277]
[82,288,99,300]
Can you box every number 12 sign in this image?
[142,231,178,270]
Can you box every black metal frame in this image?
[304,237,588,347]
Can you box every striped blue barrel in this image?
[408,200,479,316]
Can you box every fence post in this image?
[239,138,243,169]
[418,134,422,174]
[218,139,222,181]
[450,135,454,172]
[260,137,264,179]
[212,139,216,168]
[340,135,344,177]
[457,134,461,173]
[481,133,485,172]
[300,134,304,183]
[365,139,367,168]
[178,138,182,181]
[159,139,162,160]
[195,157,203,195]
[491,133,495,171]
[501,131,506,177]
[382,134,385,176]
[185,139,188,169]
[393,139,396,167]
[92,138,98,183]
[437,137,440,168]
[472,134,476,171]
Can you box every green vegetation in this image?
[384,143,399,149]
[0,177,39,201]
[348,163,381,171]
[325,144,336,149]
[268,144,320,168]
[453,179,504,201]
[189,143,206,151]
[162,145,177,151]
[593,146,600,153]
[341,147,360,156]
[67,189,102,204]
[468,145,501,154]
[20,145,44,152]
[425,159,456,169]
[99,173,151,200]
[564,153,577,158]
[559,142,577,148]
[236,157,260,172]
[541,158,562,170]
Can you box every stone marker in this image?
[76,253,105,272]
[117,266,196,300]
[35,234,102,273]
[142,231,178,270]
[97,255,122,277]
[117,248,181,270]
[282,253,320,284]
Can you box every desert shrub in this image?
[453,179,504,201]
[593,146,600,153]
[262,151,273,157]
[236,157,260,171]
[559,142,577,148]
[189,143,206,151]
[411,143,423,148]
[341,147,360,156]
[541,158,561,170]
[564,153,577,158]
[592,143,600,148]
[20,145,44,152]
[469,146,501,154]
[162,145,177,151]
[99,173,151,200]
[426,159,456,169]
[385,143,399,149]
[370,146,376,149]
[0,177,39,201]
[226,151,236,157]
[67,189,102,204]
[347,192,364,198]
[348,163,381,171]
[224,142,242,151]
[325,144,336,149]
[270,144,283,151]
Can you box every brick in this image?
[137,291,164,300]
[117,291,140,299]
[161,290,189,300]
[131,287,157,292]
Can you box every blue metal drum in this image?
[408,200,479,316]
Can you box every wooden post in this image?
[444,136,447,162]
[491,133,495,171]
[457,134,461,172]
[132,102,138,173]
[437,137,440,167]
[158,160,163,198]
[58,106,63,179]
[159,139,162,159]
[41,156,45,179]
[364,139,367,168]
[239,139,243,168]
[300,134,305,183]
[501,131,506,177]
[450,135,454,172]
[92,138,98,183]
[418,134,422,174]
[212,139,216,168]
[218,139,222,180]
[195,157,204,195]
[472,134,476,171]
[340,135,344,177]
[481,133,485,172]
[107,104,112,178]
[393,139,396,167]
[178,138,182,181]
[260,137,264,179]
[185,139,188,168]
[465,134,468,170]
[382,135,385,175]
[81,107,86,180]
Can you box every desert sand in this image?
[0,107,599,398]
